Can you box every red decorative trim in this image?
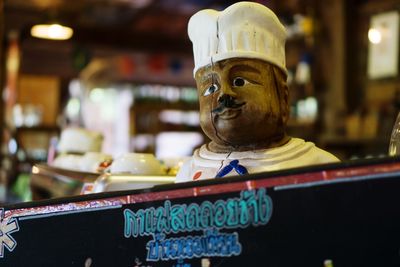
[5,162,400,219]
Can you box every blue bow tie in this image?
[216,160,248,178]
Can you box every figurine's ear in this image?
[273,67,290,124]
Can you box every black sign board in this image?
[2,158,400,267]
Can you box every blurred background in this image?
[1,0,399,203]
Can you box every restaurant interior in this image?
[1,0,400,203]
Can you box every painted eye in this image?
[203,84,219,96]
[232,77,248,87]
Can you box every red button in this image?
[193,171,202,180]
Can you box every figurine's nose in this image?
[218,94,237,108]
[217,82,237,102]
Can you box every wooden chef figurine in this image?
[176,2,339,182]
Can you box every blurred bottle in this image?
[324,259,334,267]
[389,112,400,156]
[0,170,7,203]
[47,136,58,165]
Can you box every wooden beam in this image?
[71,27,192,54]
[313,0,347,134]
[0,0,4,142]
[358,0,400,15]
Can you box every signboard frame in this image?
[2,157,400,267]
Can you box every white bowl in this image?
[79,152,112,173]
[109,153,166,175]
[52,154,82,171]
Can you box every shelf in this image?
[16,125,60,133]
[132,101,198,112]
[287,118,315,128]
[319,136,389,147]
[318,135,389,160]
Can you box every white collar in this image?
[193,138,314,167]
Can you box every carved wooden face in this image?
[195,58,289,151]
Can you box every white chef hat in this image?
[188,1,287,76]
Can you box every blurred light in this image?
[69,79,83,97]
[126,0,152,8]
[66,98,81,118]
[8,138,18,154]
[368,28,382,44]
[159,110,200,126]
[297,97,318,121]
[156,132,203,158]
[132,134,154,151]
[32,166,39,174]
[305,97,318,116]
[31,24,73,40]
[90,88,105,102]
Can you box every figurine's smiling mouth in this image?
[214,107,243,120]
[212,101,245,112]
[212,100,246,120]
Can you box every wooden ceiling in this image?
[4,0,245,53]
[3,0,306,79]
[3,0,238,78]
